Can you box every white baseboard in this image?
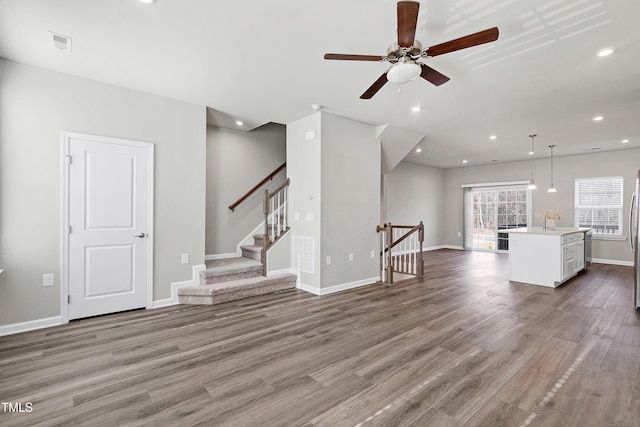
[592,258,634,267]
[205,252,239,261]
[424,245,464,251]
[0,316,65,337]
[298,276,379,296]
[151,264,206,309]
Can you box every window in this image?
[575,177,623,236]
[466,186,529,251]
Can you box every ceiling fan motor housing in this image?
[387,40,423,63]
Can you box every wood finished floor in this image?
[1,249,639,426]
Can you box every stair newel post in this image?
[262,189,270,275]
[418,221,424,278]
[386,223,394,285]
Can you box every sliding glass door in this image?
[465,186,530,251]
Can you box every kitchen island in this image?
[504,227,591,287]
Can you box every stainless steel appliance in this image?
[632,170,639,310]
[584,229,593,270]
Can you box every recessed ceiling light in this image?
[593,115,604,121]
[621,139,629,143]
[489,135,497,140]
[139,0,156,4]
[415,148,422,153]
[235,120,243,126]
[596,47,614,57]
[462,160,468,164]
[411,105,421,112]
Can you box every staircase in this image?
[180,167,294,305]
[178,233,296,305]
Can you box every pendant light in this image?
[527,134,537,190]
[547,144,557,193]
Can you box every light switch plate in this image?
[306,213,314,221]
[181,253,189,264]
[326,256,331,265]
[43,273,54,287]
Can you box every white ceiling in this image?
[0,0,638,169]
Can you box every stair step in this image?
[179,273,297,305]
[253,234,264,246]
[201,257,263,285]
[241,245,262,261]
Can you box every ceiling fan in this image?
[324,1,499,99]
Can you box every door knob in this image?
[133,233,146,238]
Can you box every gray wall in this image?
[0,59,206,326]
[320,113,380,288]
[385,161,445,249]
[286,113,322,288]
[287,112,380,291]
[206,123,286,255]
[443,148,640,263]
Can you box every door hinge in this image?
[67,295,71,304]
[68,225,72,234]
[66,155,72,165]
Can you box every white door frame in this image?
[61,131,154,323]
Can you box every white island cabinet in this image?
[505,227,591,287]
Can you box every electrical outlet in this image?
[181,253,189,264]
[43,273,54,287]
[370,250,375,259]
[326,256,331,265]
[349,253,354,262]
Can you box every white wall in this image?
[0,59,206,327]
[443,149,640,263]
[385,161,445,249]
[205,123,286,255]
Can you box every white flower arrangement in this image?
[536,209,563,228]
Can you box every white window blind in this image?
[574,176,623,235]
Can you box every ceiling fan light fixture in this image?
[387,60,421,84]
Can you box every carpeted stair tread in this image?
[179,274,297,305]
[205,257,261,269]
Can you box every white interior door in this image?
[64,132,153,320]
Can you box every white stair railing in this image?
[262,178,290,272]
[376,222,424,285]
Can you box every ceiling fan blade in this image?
[425,27,499,57]
[360,72,388,99]
[397,1,420,48]
[420,64,450,86]
[324,53,386,61]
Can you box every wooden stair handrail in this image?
[229,162,286,211]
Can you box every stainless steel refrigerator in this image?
[633,170,640,310]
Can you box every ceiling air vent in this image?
[48,32,72,52]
